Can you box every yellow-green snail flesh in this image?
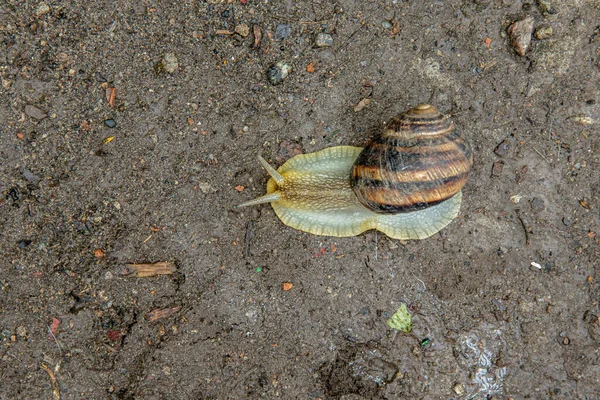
[236,104,473,240]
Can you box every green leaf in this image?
[386,303,412,332]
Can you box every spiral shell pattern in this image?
[350,104,473,214]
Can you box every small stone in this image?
[275,24,291,40]
[491,161,504,177]
[104,119,116,128]
[105,271,113,280]
[267,61,292,85]
[235,24,250,37]
[25,104,47,120]
[57,52,69,63]
[453,383,466,395]
[562,216,572,226]
[381,21,393,29]
[36,2,51,16]
[537,0,558,18]
[197,182,217,194]
[494,140,510,157]
[21,168,40,183]
[315,32,334,47]
[507,17,534,56]
[16,326,27,338]
[162,53,178,73]
[531,197,545,212]
[535,25,553,39]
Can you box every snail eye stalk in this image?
[235,156,283,208]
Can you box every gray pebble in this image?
[494,140,510,157]
[21,168,40,183]
[25,105,47,120]
[267,61,292,85]
[531,197,545,212]
[381,21,392,29]
[315,33,333,47]
[162,53,178,73]
[104,119,117,128]
[275,24,291,40]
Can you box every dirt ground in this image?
[1,0,600,399]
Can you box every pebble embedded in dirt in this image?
[535,25,553,39]
[162,53,178,73]
[494,140,510,157]
[235,24,250,37]
[507,17,534,56]
[267,61,292,85]
[21,168,40,183]
[491,161,504,177]
[315,33,334,47]
[275,24,291,40]
[453,383,466,395]
[25,104,47,120]
[104,119,117,128]
[36,2,51,16]
[537,0,558,18]
[531,197,545,212]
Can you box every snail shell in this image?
[351,104,472,213]
[236,104,472,240]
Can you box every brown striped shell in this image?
[351,104,473,214]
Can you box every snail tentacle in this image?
[257,155,284,185]
[235,156,284,208]
[235,192,281,208]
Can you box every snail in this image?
[236,104,473,240]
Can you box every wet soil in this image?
[1,0,600,399]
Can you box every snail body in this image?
[237,104,472,240]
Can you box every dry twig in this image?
[124,261,176,277]
[146,306,182,322]
[41,363,60,400]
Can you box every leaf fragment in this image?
[386,303,412,332]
